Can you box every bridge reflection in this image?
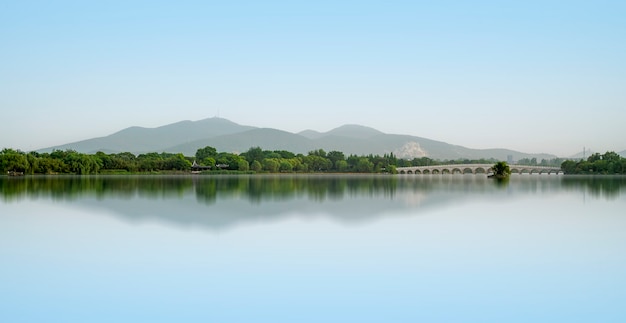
[397,164,563,175]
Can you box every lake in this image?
[1,174,625,322]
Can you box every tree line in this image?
[0,146,495,175]
[0,149,192,175]
[560,151,626,174]
[0,147,397,175]
[3,146,623,175]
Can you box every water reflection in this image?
[1,175,625,231]
[2,174,624,202]
[0,174,597,200]
[561,175,626,199]
[192,175,401,204]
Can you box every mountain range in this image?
[39,117,561,160]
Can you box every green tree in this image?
[355,157,374,173]
[26,153,39,174]
[0,149,29,173]
[587,153,601,163]
[304,155,332,171]
[561,160,577,174]
[165,154,192,170]
[95,151,114,169]
[308,149,327,158]
[216,153,246,170]
[491,161,511,178]
[203,157,216,168]
[279,160,293,172]
[335,160,349,172]
[137,152,166,171]
[64,151,99,174]
[238,159,250,171]
[327,151,346,170]
[602,151,621,163]
[263,159,279,172]
[250,160,263,172]
[33,152,68,174]
[295,161,308,172]
[195,146,218,163]
[274,150,295,159]
[559,151,626,175]
[346,155,360,170]
[241,147,264,165]
[110,152,138,171]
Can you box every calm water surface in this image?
[1,175,625,322]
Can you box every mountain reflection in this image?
[1,175,624,231]
[192,175,401,204]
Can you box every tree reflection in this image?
[0,175,400,203]
[3,175,624,232]
[561,176,626,199]
[2,175,625,203]
[0,176,194,202]
[195,175,398,204]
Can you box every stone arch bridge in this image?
[397,164,562,175]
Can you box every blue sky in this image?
[1,0,625,156]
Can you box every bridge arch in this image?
[395,164,561,176]
[475,167,489,174]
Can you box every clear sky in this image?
[1,0,625,157]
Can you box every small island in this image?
[489,161,511,179]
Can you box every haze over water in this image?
[1,175,625,322]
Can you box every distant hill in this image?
[163,126,556,160]
[39,117,557,160]
[323,124,383,139]
[166,128,313,155]
[568,149,595,160]
[569,149,626,159]
[297,129,325,140]
[40,118,255,154]
[297,125,383,140]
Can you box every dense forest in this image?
[560,151,626,174]
[1,146,624,175]
[0,146,488,175]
